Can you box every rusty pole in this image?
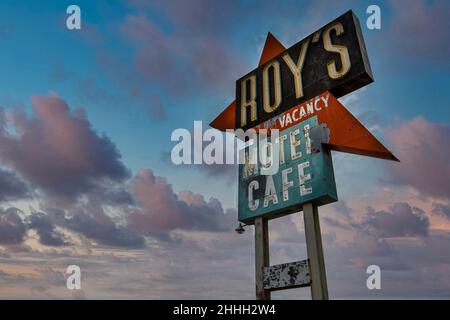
[254,217,271,300]
[303,202,328,299]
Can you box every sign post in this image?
[254,217,271,300]
[210,10,399,300]
[303,203,328,299]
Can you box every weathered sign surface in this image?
[236,10,372,131]
[237,89,399,223]
[263,260,311,291]
[253,91,398,161]
[238,113,337,223]
[211,10,398,224]
[210,11,395,161]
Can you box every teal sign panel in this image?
[238,116,337,224]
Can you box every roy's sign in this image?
[210,10,398,224]
[235,10,372,131]
[211,10,374,132]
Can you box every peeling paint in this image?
[309,123,330,153]
[263,260,311,290]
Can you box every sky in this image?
[0,0,449,299]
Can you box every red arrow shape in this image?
[321,94,399,161]
[252,91,398,161]
[209,34,398,162]
[258,32,286,66]
[209,100,236,132]
[210,32,286,131]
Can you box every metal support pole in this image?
[254,217,271,300]
[303,202,329,300]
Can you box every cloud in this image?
[321,198,433,278]
[1,207,75,248]
[26,213,66,247]
[363,202,429,238]
[0,207,26,245]
[432,203,450,220]
[119,3,245,96]
[128,169,232,236]
[90,184,135,206]
[2,193,450,299]
[0,95,130,204]
[387,0,450,63]
[0,94,236,249]
[146,0,241,35]
[44,204,145,249]
[32,168,234,247]
[386,117,450,198]
[0,167,235,248]
[0,168,30,202]
[120,13,180,88]
[323,216,353,231]
[346,232,393,257]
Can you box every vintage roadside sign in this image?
[209,10,398,300]
[235,10,373,131]
[238,89,398,223]
[212,10,398,224]
[238,112,337,223]
[211,10,374,132]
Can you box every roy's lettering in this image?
[236,10,372,131]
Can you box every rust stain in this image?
[263,260,311,290]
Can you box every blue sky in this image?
[0,0,449,299]
[0,0,449,206]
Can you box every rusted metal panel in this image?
[263,260,311,291]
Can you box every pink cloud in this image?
[128,169,232,235]
[119,8,245,96]
[0,95,129,204]
[388,0,450,63]
[386,117,450,198]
